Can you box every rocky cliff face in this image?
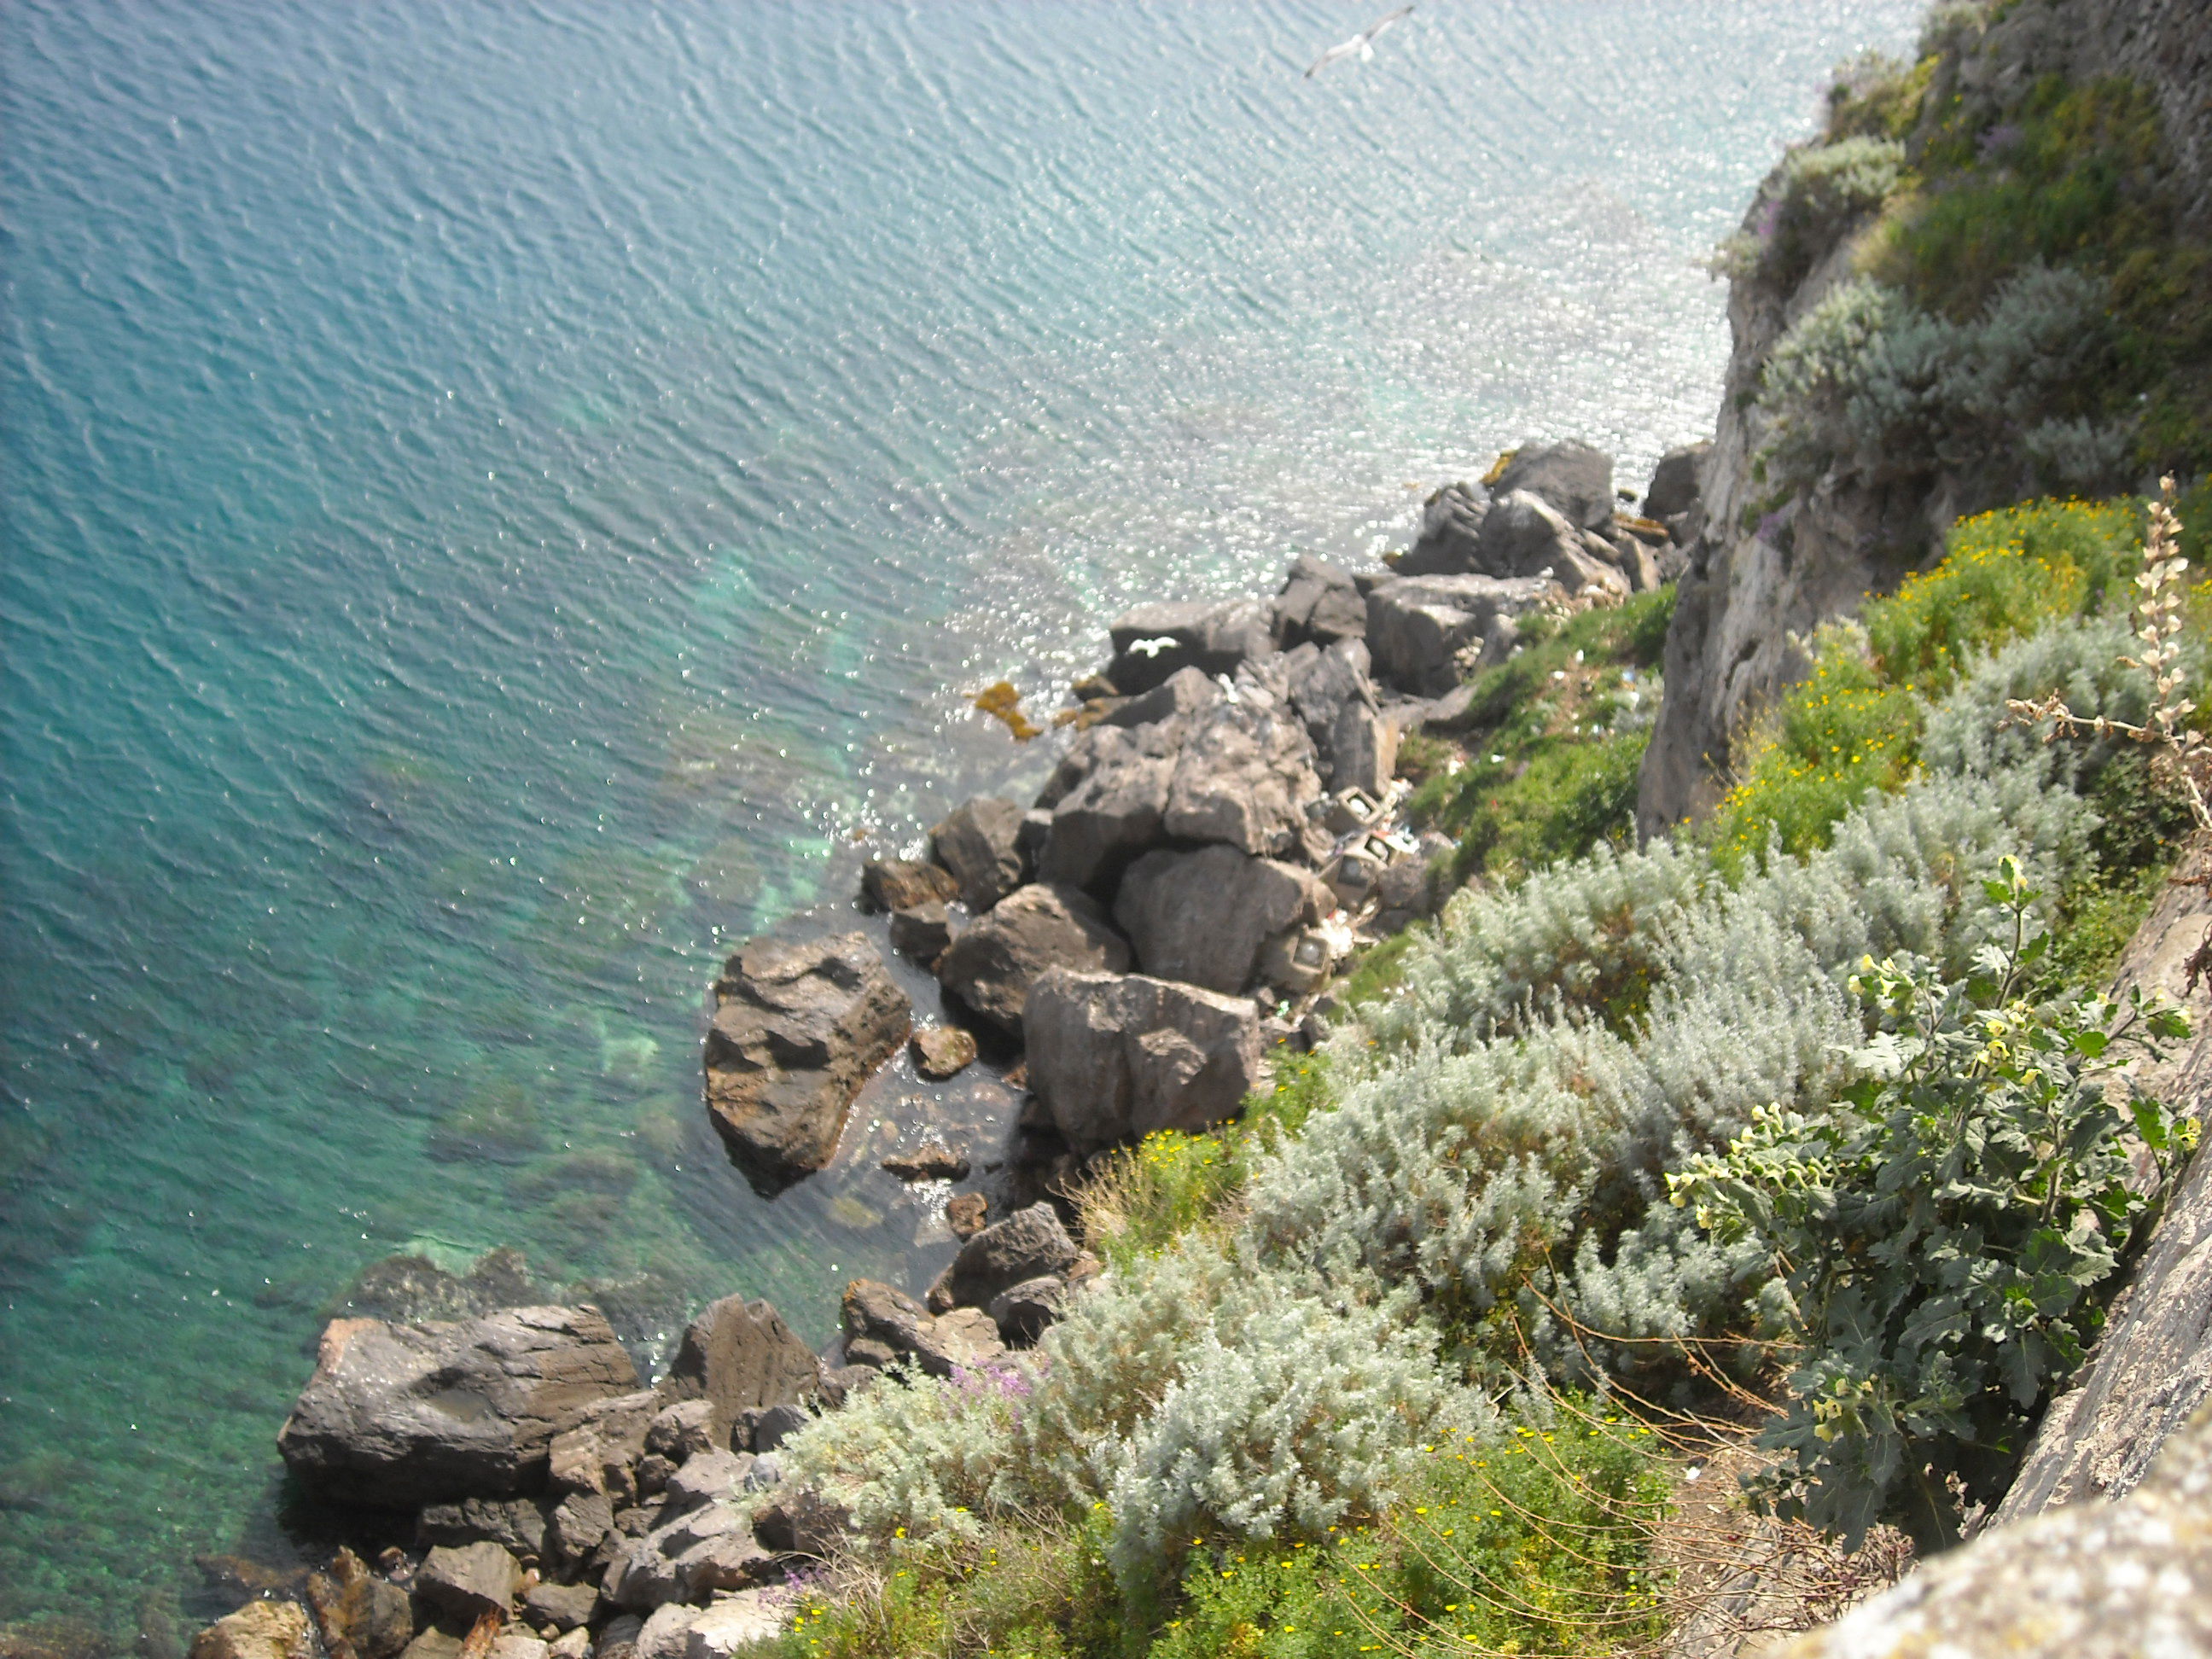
[1638,0,2212,834]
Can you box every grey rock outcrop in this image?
[643,1400,715,1464]
[888,901,953,965]
[548,1388,658,1506]
[1365,573,1557,696]
[1103,664,1221,731]
[1398,484,1490,578]
[416,1495,550,1556]
[660,1294,820,1447]
[1642,439,1709,522]
[1163,671,1330,863]
[683,1594,785,1659]
[934,882,1130,1039]
[1778,1401,2212,1659]
[1113,843,1330,995]
[278,1306,639,1508]
[1284,637,1396,795]
[928,796,1026,913]
[1025,969,1265,1153]
[703,933,910,1190]
[1488,439,1615,531]
[1476,491,1628,600]
[1271,553,1368,645]
[924,1202,1080,1314]
[1104,598,1275,695]
[1033,721,1184,890]
[521,1583,599,1633]
[602,1484,773,1611]
[988,1276,1069,1347]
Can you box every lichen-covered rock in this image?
[928,796,1027,913]
[702,933,910,1190]
[934,883,1130,1039]
[659,1294,819,1447]
[909,1026,976,1080]
[1778,1401,2212,1659]
[189,1602,313,1659]
[925,1202,1081,1313]
[278,1306,639,1508]
[1025,969,1266,1153]
[1113,843,1330,995]
[1104,598,1275,695]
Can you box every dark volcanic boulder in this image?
[934,883,1130,1039]
[306,1548,413,1659]
[278,1306,639,1508]
[988,1277,1069,1347]
[887,901,953,965]
[1024,969,1266,1153]
[1104,598,1275,695]
[1271,553,1369,646]
[1114,843,1330,995]
[416,1541,522,1622]
[1034,721,1184,891]
[841,1278,1006,1376]
[1488,439,1615,531]
[1475,490,1628,600]
[661,1294,819,1445]
[924,1203,1080,1314]
[859,859,957,913]
[1398,483,1490,577]
[1365,573,1557,696]
[702,933,910,1190]
[928,797,1026,913]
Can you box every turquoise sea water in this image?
[1,0,1921,1639]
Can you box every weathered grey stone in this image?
[909,1026,976,1080]
[1103,664,1221,731]
[521,1582,599,1634]
[749,1402,812,1452]
[1365,573,1557,696]
[1271,553,1369,645]
[546,1632,590,1659]
[934,882,1130,1039]
[662,1448,753,1509]
[925,1203,1081,1314]
[1397,482,1491,577]
[632,1604,704,1659]
[545,1490,615,1572]
[1642,439,1708,521]
[547,1388,657,1505]
[416,1541,522,1623]
[1113,844,1330,994]
[595,1614,644,1659]
[602,1493,774,1610]
[840,1278,1004,1377]
[887,901,953,965]
[1780,1402,2212,1659]
[751,1487,852,1557]
[278,1307,639,1508]
[1105,598,1275,695]
[643,1400,714,1465]
[683,1594,785,1659]
[703,934,911,1190]
[660,1295,819,1447]
[306,1547,413,1659]
[988,1276,1069,1347]
[1034,721,1183,890]
[488,1637,549,1659]
[1027,970,1265,1153]
[1489,439,1615,531]
[1283,637,1395,795]
[1162,674,1330,863]
[1474,491,1628,602]
[859,859,958,913]
[1997,870,2212,1523]
[416,1496,550,1557]
[928,797,1026,913]
[190,1603,312,1659]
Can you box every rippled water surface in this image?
[2,0,1920,1636]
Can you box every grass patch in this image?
[1406,589,1674,885]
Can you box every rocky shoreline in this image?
[192,438,1706,1659]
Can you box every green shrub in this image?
[1150,1405,1668,1659]
[1672,859,2197,1549]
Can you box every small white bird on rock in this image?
[1304,4,1414,78]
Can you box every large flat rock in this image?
[703,933,910,1191]
[278,1305,639,1508]
[1365,572,1557,697]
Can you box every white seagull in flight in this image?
[1305,5,1414,78]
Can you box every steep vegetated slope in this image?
[1640,0,2212,831]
